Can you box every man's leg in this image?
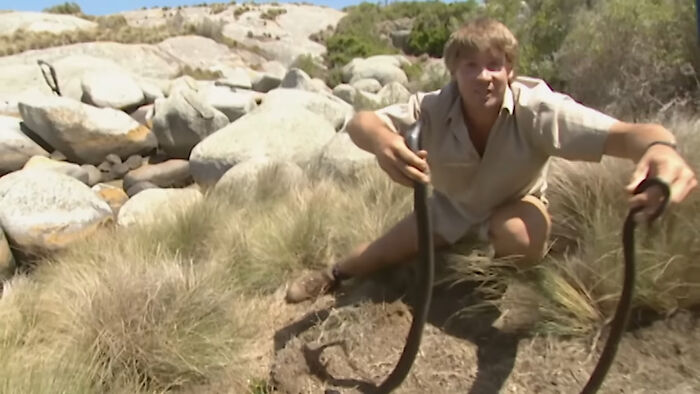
[285,212,449,303]
[487,195,551,266]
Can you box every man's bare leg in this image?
[285,195,551,303]
[333,212,449,277]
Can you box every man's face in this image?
[453,49,513,114]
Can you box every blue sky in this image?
[0,0,438,15]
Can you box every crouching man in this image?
[285,18,697,303]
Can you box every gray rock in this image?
[23,156,90,184]
[215,158,305,192]
[0,115,49,175]
[251,72,282,93]
[280,68,327,94]
[332,84,357,106]
[214,66,253,90]
[81,70,146,110]
[151,89,230,159]
[0,169,112,252]
[117,188,202,227]
[111,163,130,179]
[197,85,257,123]
[0,226,14,281]
[378,81,411,105]
[125,181,159,198]
[123,159,191,191]
[105,153,122,166]
[351,78,382,93]
[129,104,155,126]
[81,164,102,186]
[343,55,409,86]
[190,105,335,188]
[315,130,375,179]
[18,95,157,165]
[125,155,145,170]
[261,88,353,131]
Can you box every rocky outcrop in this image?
[0,115,49,175]
[18,95,157,164]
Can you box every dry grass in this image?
[0,161,411,392]
[0,112,698,390]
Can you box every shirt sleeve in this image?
[373,91,424,136]
[522,86,619,162]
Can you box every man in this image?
[285,18,697,303]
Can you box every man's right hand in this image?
[373,132,430,187]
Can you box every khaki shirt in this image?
[375,76,619,244]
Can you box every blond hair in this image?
[443,18,518,76]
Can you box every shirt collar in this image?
[446,82,515,125]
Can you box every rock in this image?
[125,181,159,198]
[197,85,257,122]
[130,104,155,126]
[23,156,90,184]
[0,11,97,36]
[81,164,102,186]
[343,55,409,86]
[351,78,382,93]
[332,84,357,106]
[214,66,253,90]
[261,88,353,131]
[49,150,67,161]
[139,80,165,103]
[280,68,327,94]
[215,158,305,192]
[0,169,113,252]
[92,183,129,215]
[377,81,411,105]
[0,226,14,281]
[156,35,264,73]
[190,105,335,187]
[124,155,145,170]
[111,163,130,179]
[251,72,282,93]
[315,130,375,179]
[0,115,49,175]
[18,95,157,165]
[117,188,203,227]
[151,89,230,159]
[123,159,192,191]
[390,29,412,52]
[81,70,146,111]
[105,153,122,166]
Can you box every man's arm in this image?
[346,111,430,187]
[604,121,697,220]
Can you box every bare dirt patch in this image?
[271,271,700,393]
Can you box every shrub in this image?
[556,0,698,118]
[260,7,287,21]
[42,1,82,14]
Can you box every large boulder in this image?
[190,105,335,187]
[0,226,14,281]
[81,70,146,111]
[17,95,157,165]
[0,169,113,252]
[215,158,306,192]
[23,156,90,184]
[315,130,375,178]
[151,89,230,159]
[0,115,49,175]
[342,55,410,86]
[117,188,203,227]
[280,68,329,94]
[196,85,257,122]
[260,88,353,131]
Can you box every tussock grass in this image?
[516,113,700,336]
[0,161,411,392]
[0,113,698,390]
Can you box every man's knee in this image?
[488,195,551,264]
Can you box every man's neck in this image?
[461,104,499,155]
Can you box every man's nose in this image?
[476,67,492,82]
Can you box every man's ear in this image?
[507,65,515,83]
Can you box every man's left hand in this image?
[625,144,697,223]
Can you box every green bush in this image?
[405,1,478,57]
[42,1,82,14]
[557,0,698,117]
